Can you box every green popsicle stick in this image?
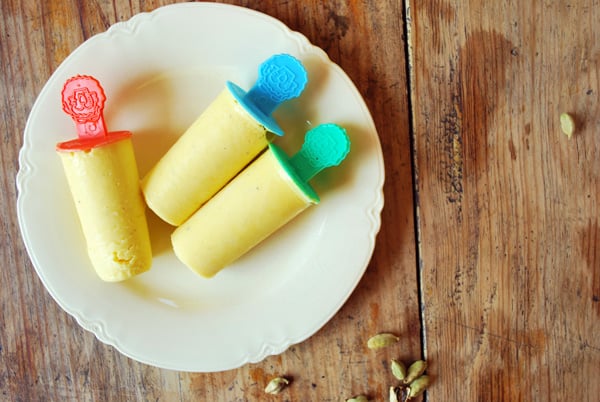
[269,123,350,203]
[289,123,350,182]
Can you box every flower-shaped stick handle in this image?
[226,54,307,136]
[61,75,108,139]
[290,123,350,182]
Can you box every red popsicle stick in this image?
[56,75,131,152]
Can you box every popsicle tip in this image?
[61,75,108,139]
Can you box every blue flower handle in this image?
[226,54,308,135]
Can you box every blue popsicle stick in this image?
[226,54,308,136]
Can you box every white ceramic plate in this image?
[17,3,384,372]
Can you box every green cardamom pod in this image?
[408,375,431,398]
[367,333,399,349]
[264,377,289,394]
[391,359,407,381]
[346,395,369,402]
[404,360,427,384]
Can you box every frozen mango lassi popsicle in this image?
[56,75,152,282]
[172,123,351,278]
[141,54,308,226]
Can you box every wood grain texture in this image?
[408,0,600,400]
[8,0,599,400]
[1,0,418,401]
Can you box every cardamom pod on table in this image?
[408,375,431,398]
[391,359,407,381]
[404,360,427,384]
[264,377,289,394]
[367,333,399,349]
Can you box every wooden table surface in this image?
[1,1,599,401]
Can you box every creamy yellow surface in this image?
[59,139,152,282]
[141,89,268,226]
[171,150,314,278]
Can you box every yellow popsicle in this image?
[57,75,152,282]
[171,148,314,278]
[59,137,152,281]
[171,123,350,278]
